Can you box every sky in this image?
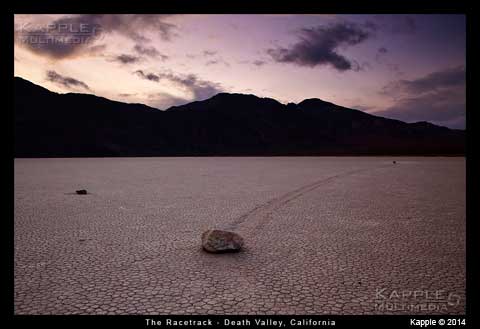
[14,14,466,129]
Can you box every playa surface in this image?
[14,157,465,314]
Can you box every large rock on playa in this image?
[201,230,244,253]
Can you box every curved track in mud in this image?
[224,164,392,232]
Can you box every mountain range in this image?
[14,77,465,157]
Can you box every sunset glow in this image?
[14,14,466,128]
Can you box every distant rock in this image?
[76,189,88,195]
[393,161,396,164]
[201,229,244,253]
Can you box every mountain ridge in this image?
[14,76,465,157]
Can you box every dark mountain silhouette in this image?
[14,77,465,157]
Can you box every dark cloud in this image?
[205,59,230,67]
[203,50,217,57]
[15,14,177,60]
[97,14,177,41]
[46,70,90,91]
[377,66,465,129]
[375,47,388,62]
[252,60,267,67]
[134,70,160,82]
[237,59,268,67]
[87,44,107,55]
[381,66,465,97]
[195,49,230,67]
[350,60,372,72]
[157,72,224,100]
[113,54,141,64]
[376,90,465,128]
[187,50,227,66]
[133,44,168,60]
[133,70,224,101]
[266,22,375,71]
[378,47,388,54]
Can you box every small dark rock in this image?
[393,161,396,164]
[76,189,88,195]
[201,229,244,253]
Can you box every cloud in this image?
[237,59,268,67]
[185,51,220,65]
[203,50,217,57]
[351,60,372,72]
[158,72,224,100]
[113,54,141,64]
[86,44,108,55]
[205,60,220,66]
[376,90,465,128]
[192,50,230,67]
[375,47,388,62]
[378,47,388,54]
[376,66,465,128]
[78,14,177,42]
[205,59,230,67]
[252,60,267,67]
[133,44,168,60]
[46,70,90,91]
[266,21,375,71]
[134,70,224,100]
[146,92,190,109]
[382,66,465,97]
[15,14,177,60]
[134,70,160,82]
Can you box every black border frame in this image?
[6,1,477,328]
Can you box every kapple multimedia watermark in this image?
[15,22,103,46]
[374,287,462,312]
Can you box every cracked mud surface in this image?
[14,157,465,314]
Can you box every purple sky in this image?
[14,14,466,128]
